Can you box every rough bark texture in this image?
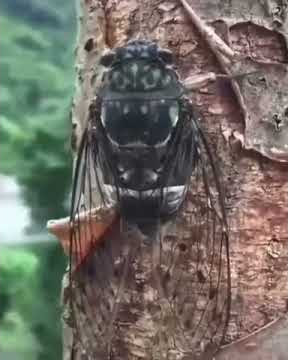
[63,0,288,358]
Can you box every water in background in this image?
[0,175,31,244]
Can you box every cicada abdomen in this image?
[69,40,231,360]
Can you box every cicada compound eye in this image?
[100,50,116,67]
[158,49,173,64]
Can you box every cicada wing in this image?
[69,126,107,265]
[68,126,111,354]
[68,121,145,358]
[69,127,102,350]
[154,114,231,357]
[68,97,231,359]
[72,225,143,358]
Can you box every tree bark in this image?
[61,0,288,358]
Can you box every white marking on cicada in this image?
[115,101,121,110]
[169,104,179,127]
[143,65,151,72]
[100,113,105,128]
[112,71,121,82]
[130,63,138,88]
[140,104,149,114]
[124,141,148,148]
[120,171,131,182]
[143,169,158,184]
[153,135,172,147]
[141,77,155,90]
[141,70,161,90]
[152,69,161,82]
[106,133,117,144]
[117,164,125,172]
[131,63,138,76]
[162,74,171,86]
[123,104,130,115]
[124,52,133,59]
[141,50,150,58]
[112,71,129,90]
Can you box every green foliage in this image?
[0,12,74,225]
[0,244,66,360]
[26,241,66,360]
[0,248,40,358]
[0,1,76,359]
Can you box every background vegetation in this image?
[0,1,76,359]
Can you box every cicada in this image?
[69,40,231,360]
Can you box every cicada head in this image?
[98,40,183,148]
[99,40,181,96]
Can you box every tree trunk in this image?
[62,0,288,359]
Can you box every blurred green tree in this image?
[0,1,76,359]
[0,248,40,360]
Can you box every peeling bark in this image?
[57,0,288,358]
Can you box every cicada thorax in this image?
[95,40,198,222]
